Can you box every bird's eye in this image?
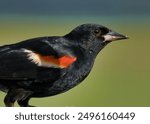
[94,29,101,34]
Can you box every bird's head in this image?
[65,24,128,55]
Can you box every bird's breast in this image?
[47,56,95,95]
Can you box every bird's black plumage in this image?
[0,24,128,107]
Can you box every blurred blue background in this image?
[0,0,150,106]
[0,0,149,16]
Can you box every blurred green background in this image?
[0,0,150,106]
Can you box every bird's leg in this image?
[4,88,33,107]
[4,89,16,107]
[18,97,35,107]
[4,95,15,107]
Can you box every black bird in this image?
[0,24,128,107]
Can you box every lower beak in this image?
[103,30,128,42]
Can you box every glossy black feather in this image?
[0,24,127,106]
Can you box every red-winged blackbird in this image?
[0,24,128,107]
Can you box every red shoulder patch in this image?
[39,55,77,68]
[58,56,77,68]
[24,49,77,68]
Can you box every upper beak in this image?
[103,30,128,42]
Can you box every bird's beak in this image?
[103,30,128,42]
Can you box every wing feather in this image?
[0,37,77,82]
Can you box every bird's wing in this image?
[0,37,77,81]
